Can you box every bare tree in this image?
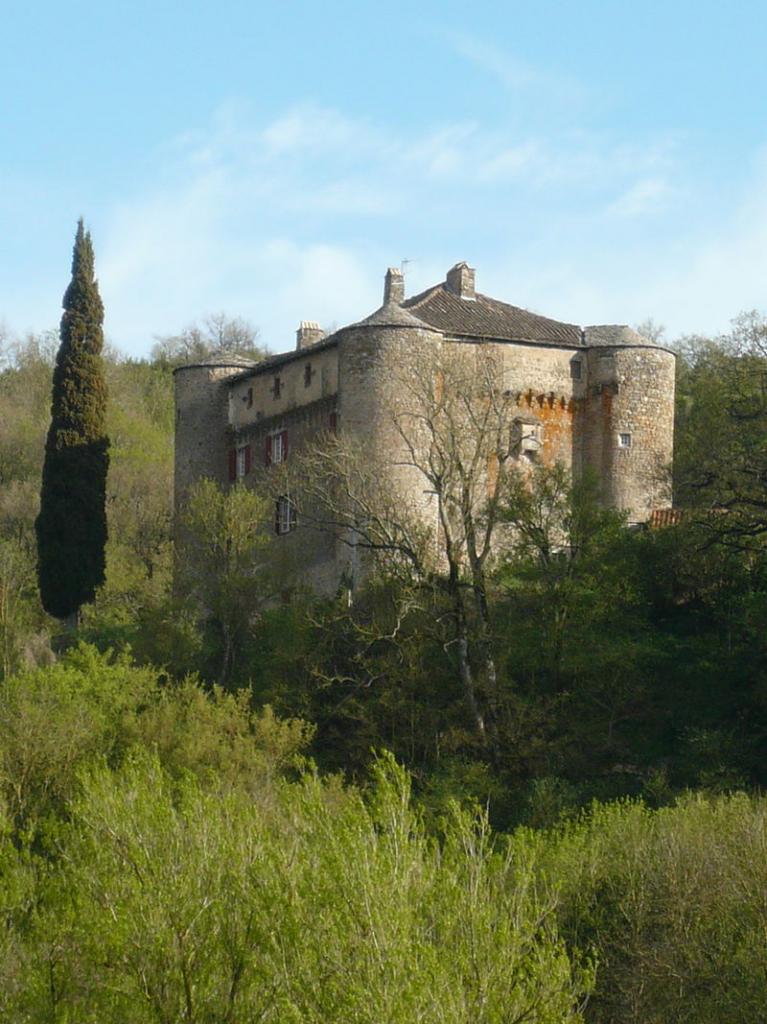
[152,313,264,367]
[284,343,529,751]
[635,318,666,344]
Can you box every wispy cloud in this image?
[606,177,674,218]
[92,98,745,355]
[442,30,588,107]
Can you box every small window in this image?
[272,376,281,399]
[275,495,297,535]
[304,364,312,388]
[618,432,632,448]
[512,417,543,458]
[272,432,285,464]
[236,445,251,479]
[246,387,253,409]
[570,359,582,380]
[265,430,288,465]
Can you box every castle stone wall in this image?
[583,346,675,521]
[174,363,248,513]
[173,264,676,595]
[229,344,339,431]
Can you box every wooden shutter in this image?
[244,444,251,474]
[265,436,272,466]
[282,430,289,461]
[228,448,237,482]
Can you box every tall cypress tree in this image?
[36,219,109,621]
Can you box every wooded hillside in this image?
[3,312,767,1020]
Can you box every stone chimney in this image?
[445,261,476,300]
[296,320,325,350]
[383,267,405,305]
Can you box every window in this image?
[275,495,297,535]
[230,444,250,481]
[304,363,313,388]
[272,376,282,399]
[246,387,253,409]
[328,411,337,433]
[511,417,543,458]
[265,430,289,465]
[570,359,582,380]
[237,445,251,478]
[618,432,632,448]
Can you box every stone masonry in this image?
[174,262,676,589]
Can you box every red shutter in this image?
[265,435,271,466]
[282,430,289,461]
[228,448,237,482]
[244,444,251,474]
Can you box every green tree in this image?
[179,479,274,686]
[35,220,109,622]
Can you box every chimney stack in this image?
[445,261,476,300]
[296,321,325,350]
[384,267,405,305]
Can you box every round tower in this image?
[173,352,258,513]
[337,273,442,468]
[335,271,443,576]
[582,327,676,522]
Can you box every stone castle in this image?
[174,262,675,587]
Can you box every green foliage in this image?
[36,220,109,619]
[4,752,588,1023]
[674,313,767,545]
[0,644,312,836]
[179,479,274,685]
[536,793,767,1023]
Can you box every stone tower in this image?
[173,352,258,513]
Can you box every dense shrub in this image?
[530,793,767,1024]
[1,753,588,1023]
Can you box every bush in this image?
[531,793,767,1023]
[11,753,589,1023]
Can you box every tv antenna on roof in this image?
[400,258,415,275]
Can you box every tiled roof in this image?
[403,285,583,346]
[173,350,260,373]
[585,325,656,347]
[351,300,437,330]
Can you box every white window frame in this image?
[618,432,632,449]
[275,495,297,535]
[270,431,285,464]
[236,446,248,478]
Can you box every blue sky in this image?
[4,0,767,356]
